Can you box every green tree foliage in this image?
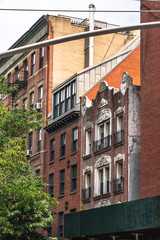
[0,76,59,240]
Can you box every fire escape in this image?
[5,69,28,107]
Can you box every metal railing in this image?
[113,130,124,145]
[113,176,124,192]
[82,187,91,201]
[93,135,111,153]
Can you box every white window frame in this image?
[86,130,91,155]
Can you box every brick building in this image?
[0,13,140,239]
[80,72,141,211]
[141,1,160,198]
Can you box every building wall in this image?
[141,2,160,198]
[80,73,141,210]
[44,117,81,238]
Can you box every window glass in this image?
[59,170,65,195]
[71,165,77,192]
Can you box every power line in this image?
[0,8,159,13]
[0,21,160,59]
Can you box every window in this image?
[59,169,65,195]
[49,173,54,197]
[70,209,76,213]
[47,223,52,237]
[86,130,91,155]
[58,212,64,237]
[94,120,111,152]
[29,132,33,153]
[23,59,28,81]
[37,129,41,152]
[31,52,35,75]
[82,172,91,200]
[8,73,11,86]
[50,139,55,162]
[60,133,66,157]
[30,92,34,108]
[35,169,40,176]
[71,164,77,192]
[15,67,19,81]
[66,85,71,111]
[71,81,76,108]
[114,115,124,144]
[95,162,110,197]
[60,89,65,115]
[72,127,78,152]
[23,98,27,111]
[39,47,44,69]
[54,92,59,118]
[38,86,43,106]
[53,80,76,119]
[113,161,124,192]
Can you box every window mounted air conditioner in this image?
[0,94,4,100]
[26,149,32,156]
[34,102,42,110]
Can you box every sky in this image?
[0,0,140,52]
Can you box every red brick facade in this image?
[141,1,160,198]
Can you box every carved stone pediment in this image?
[85,121,93,130]
[81,96,91,117]
[114,153,125,163]
[95,155,111,168]
[114,106,125,117]
[121,72,133,95]
[96,109,111,124]
[83,166,93,175]
[98,98,108,108]
[95,199,111,208]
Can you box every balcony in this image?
[7,71,28,88]
[93,135,111,153]
[113,176,124,193]
[82,187,91,201]
[113,130,124,146]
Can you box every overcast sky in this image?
[0,0,140,52]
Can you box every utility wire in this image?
[0,8,159,13]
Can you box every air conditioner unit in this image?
[0,94,4,100]
[26,149,32,156]
[34,102,42,110]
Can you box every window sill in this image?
[58,194,65,198]
[71,150,77,156]
[113,189,124,195]
[93,193,111,201]
[82,198,91,203]
[70,190,77,195]
[82,154,92,160]
[59,156,65,160]
[49,160,54,165]
[94,146,111,155]
[113,141,124,148]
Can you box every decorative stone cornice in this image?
[95,199,111,208]
[114,106,125,117]
[98,98,108,108]
[114,153,125,163]
[83,166,93,175]
[95,109,111,124]
[95,155,111,168]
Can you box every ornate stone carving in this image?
[95,199,111,208]
[114,106,125,117]
[95,155,111,168]
[85,121,93,130]
[98,98,108,108]
[114,153,125,163]
[81,96,91,117]
[99,81,108,92]
[96,109,111,124]
[83,166,93,175]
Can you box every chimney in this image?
[89,3,96,66]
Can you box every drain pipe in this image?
[89,3,96,66]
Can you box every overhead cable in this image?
[0,21,160,59]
